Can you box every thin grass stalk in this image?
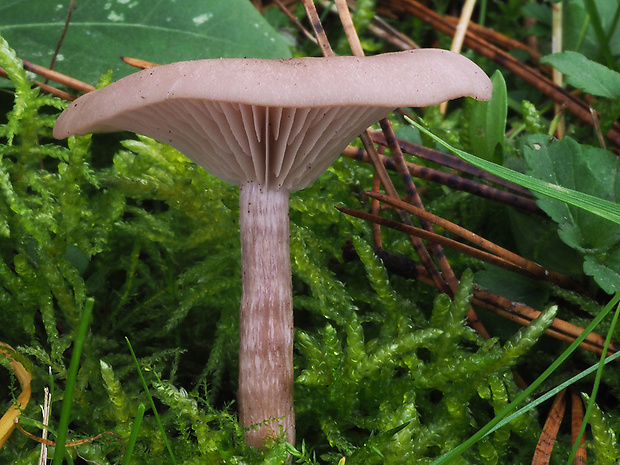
[431,292,620,465]
[489,349,620,443]
[607,6,620,44]
[477,0,487,26]
[121,403,146,465]
[409,118,620,225]
[335,0,364,56]
[52,298,94,465]
[126,337,178,465]
[582,0,616,68]
[38,387,51,465]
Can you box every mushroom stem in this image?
[238,181,295,447]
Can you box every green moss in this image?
[582,393,620,464]
[0,32,602,465]
[294,238,546,463]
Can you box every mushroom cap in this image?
[54,49,492,190]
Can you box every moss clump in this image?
[294,236,548,464]
[0,34,560,464]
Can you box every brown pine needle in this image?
[121,56,161,69]
[0,67,77,101]
[367,129,533,196]
[48,0,75,78]
[301,0,334,56]
[22,60,94,93]
[570,389,588,464]
[273,0,318,44]
[304,0,453,297]
[16,422,121,448]
[532,390,567,464]
[341,146,540,214]
[363,191,579,290]
[442,16,541,62]
[387,0,620,147]
[337,205,561,284]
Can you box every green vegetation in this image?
[1,1,620,464]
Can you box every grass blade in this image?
[567,298,620,464]
[407,117,620,225]
[126,337,178,465]
[52,298,94,465]
[431,292,620,464]
[121,403,146,465]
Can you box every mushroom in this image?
[54,49,492,447]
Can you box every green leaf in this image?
[508,209,583,278]
[475,266,549,311]
[407,118,620,227]
[540,51,620,98]
[583,249,620,294]
[523,135,620,293]
[468,70,507,164]
[0,0,291,86]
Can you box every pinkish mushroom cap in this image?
[53,49,491,448]
[54,49,491,191]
